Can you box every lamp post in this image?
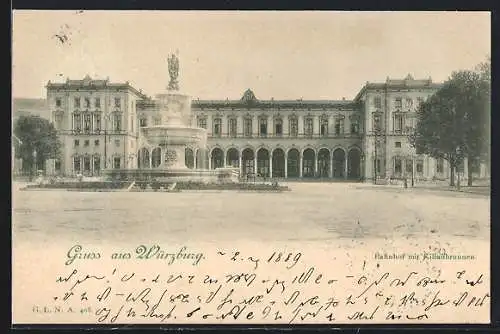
[103,113,111,169]
[411,158,415,187]
[32,148,37,182]
[360,152,365,182]
[456,146,461,191]
[373,111,382,184]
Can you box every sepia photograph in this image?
[12,11,491,326]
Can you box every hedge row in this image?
[175,182,290,191]
[28,181,131,189]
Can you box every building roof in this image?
[46,75,148,99]
[137,89,357,111]
[353,74,443,101]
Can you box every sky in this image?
[12,11,490,100]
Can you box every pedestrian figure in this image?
[404,177,408,188]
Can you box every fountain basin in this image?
[141,125,207,146]
[104,167,240,184]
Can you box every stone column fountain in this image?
[104,52,239,184]
[141,52,207,171]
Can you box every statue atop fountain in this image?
[167,52,180,91]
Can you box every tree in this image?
[410,66,489,187]
[13,115,61,179]
[474,56,491,178]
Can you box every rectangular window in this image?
[404,98,413,110]
[93,156,101,173]
[305,118,313,136]
[85,97,91,109]
[229,118,237,137]
[335,118,344,135]
[395,141,402,148]
[94,139,100,146]
[197,117,207,129]
[95,98,101,108]
[394,114,403,133]
[113,114,122,131]
[114,97,121,108]
[74,113,82,131]
[84,140,89,147]
[115,139,120,147]
[56,98,62,107]
[73,156,81,172]
[244,118,252,137]
[154,118,161,125]
[274,119,283,136]
[394,158,403,176]
[74,97,81,108]
[395,97,402,109]
[84,156,91,172]
[140,118,147,127]
[373,114,382,132]
[374,96,382,109]
[74,139,80,147]
[213,118,222,136]
[320,119,328,136]
[394,158,402,175]
[84,113,91,132]
[95,114,101,131]
[113,157,121,169]
[259,118,267,136]
[350,120,359,134]
[289,118,298,137]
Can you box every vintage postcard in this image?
[12,10,490,326]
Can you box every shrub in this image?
[151,179,161,191]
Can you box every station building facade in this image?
[45,75,148,176]
[45,74,488,181]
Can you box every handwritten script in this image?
[24,244,490,324]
